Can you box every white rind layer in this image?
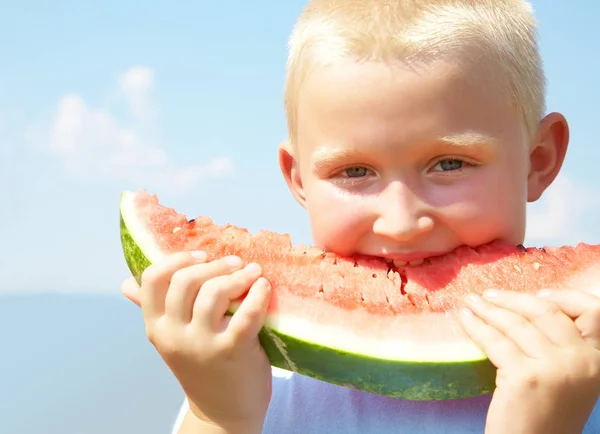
[264,314,487,362]
[121,191,167,262]
[228,298,488,362]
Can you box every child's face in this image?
[279,59,568,263]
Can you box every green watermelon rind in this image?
[258,329,496,399]
[119,192,496,400]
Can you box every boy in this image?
[122,0,600,432]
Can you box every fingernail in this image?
[257,277,270,288]
[465,293,481,304]
[191,251,206,260]
[245,262,261,274]
[537,289,553,297]
[483,289,501,298]
[224,255,243,267]
[460,308,474,318]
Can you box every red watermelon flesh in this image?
[119,189,600,400]
[126,190,600,312]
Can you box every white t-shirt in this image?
[171,367,600,433]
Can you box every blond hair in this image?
[284,0,546,144]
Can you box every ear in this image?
[278,139,308,209]
[527,112,569,202]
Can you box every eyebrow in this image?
[438,132,498,147]
[310,132,498,172]
[310,148,370,173]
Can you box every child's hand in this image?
[459,289,600,434]
[136,251,273,433]
[537,289,600,350]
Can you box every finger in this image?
[166,255,244,323]
[537,288,600,318]
[121,276,141,307]
[190,262,262,329]
[457,307,524,368]
[464,293,552,358]
[482,289,583,347]
[140,251,206,320]
[539,289,600,349]
[226,277,272,343]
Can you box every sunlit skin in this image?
[279,59,569,263]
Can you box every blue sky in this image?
[0,1,599,431]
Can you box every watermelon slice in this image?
[119,190,600,401]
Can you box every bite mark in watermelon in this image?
[119,190,600,401]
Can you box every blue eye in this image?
[434,159,464,171]
[344,167,369,177]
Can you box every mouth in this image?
[348,249,455,268]
[386,258,425,267]
[377,252,450,267]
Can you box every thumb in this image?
[539,289,600,349]
[538,288,600,318]
[121,276,142,307]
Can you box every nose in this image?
[371,182,434,242]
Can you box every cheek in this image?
[433,169,527,244]
[305,185,372,252]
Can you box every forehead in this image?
[294,59,525,158]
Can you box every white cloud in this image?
[525,174,598,245]
[30,65,233,192]
[118,66,157,121]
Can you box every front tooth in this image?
[393,259,407,267]
[409,259,424,266]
